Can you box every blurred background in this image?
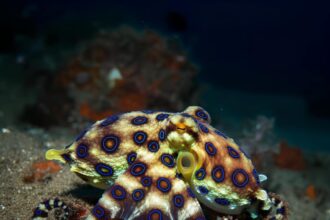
[1,0,330,219]
[1,0,329,150]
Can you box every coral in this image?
[305,185,317,200]
[23,160,62,183]
[22,27,198,128]
[274,141,306,170]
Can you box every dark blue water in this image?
[1,0,330,151]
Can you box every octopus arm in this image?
[86,154,205,220]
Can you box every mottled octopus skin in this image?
[38,106,286,220]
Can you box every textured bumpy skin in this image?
[36,106,287,220]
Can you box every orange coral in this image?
[117,92,147,112]
[305,185,317,200]
[274,141,306,170]
[79,103,114,121]
[23,160,62,183]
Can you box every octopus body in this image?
[33,106,287,220]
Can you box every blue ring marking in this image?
[147,209,163,220]
[231,169,249,188]
[198,186,209,194]
[62,153,72,162]
[195,109,208,120]
[214,129,227,139]
[156,177,172,193]
[101,135,120,154]
[252,169,260,185]
[130,162,147,176]
[142,110,154,114]
[92,205,105,218]
[227,146,240,159]
[100,115,119,127]
[198,123,209,133]
[215,198,230,206]
[111,185,127,200]
[187,187,196,198]
[33,208,47,217]
[132,189,145,202]
[147,140,160,152]
[160,154,175,168]
[95,163,114,176]
[141,176,152,187]
[173,194,184,208]
[53,198,59,207]
[127,152,137,165]
[133,131,148,145]
[76,144,88,158]
[195,168,206,180]
[277,207,285,214]
[132,116,148,125]
[44,200,51,210]
[158,129,166,141]
[205,142,217,156]
[212,165,225,183]
[156,113,170,121]
[75,129,87,141]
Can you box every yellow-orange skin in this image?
[45,106,271,219]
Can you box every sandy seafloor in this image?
[1,127,330,220]
[1,74,330,219]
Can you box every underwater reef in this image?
[0,19,329,220]
[22,27,198,129]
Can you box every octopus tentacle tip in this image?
[45,149,67,163]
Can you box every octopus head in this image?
[165,113,200,150]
